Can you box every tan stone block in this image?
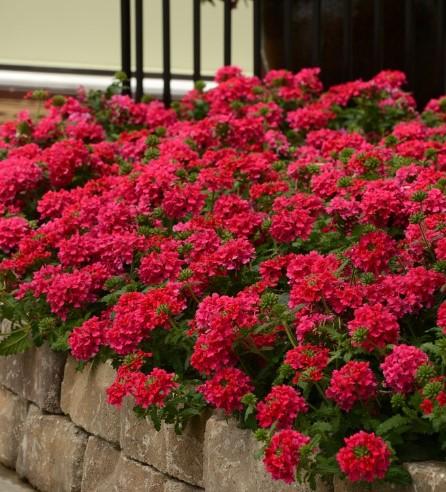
[120,397,167,472]
[81,436,120,492]
[203,414,332,492]
[0,385,28,468]
[405,462,446,492]
[81,436,166,492]
[163,415,207,487]
[0,463,35,492]
[0,343,66,412]
[163,480,202,492]
[81,436,202,492]
[16,413,88,492]
[120,397,206,487]
[113,455,166,492]
[61,357,120,444]
[333,476,411,492]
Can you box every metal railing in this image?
[120,0,263,104]
[120,0,445,106]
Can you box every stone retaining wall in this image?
[0,345,445,492]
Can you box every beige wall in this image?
[0,0,253,76]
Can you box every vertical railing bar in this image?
[437,0,446,94]
[343,0,353,79]
[224,0,232,65]
[443,0,446,95]
[253,0,262,77]
[283,0,293,70]
[373,0,383,72]
[404,0,414,86]
[312,0,321,66]
[135,0,143,102]
[162,0,171,106]
[120,0,131,95]
[193,0,201,81]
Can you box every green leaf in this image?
[385,465,412,485]
[0,328,32,356]
[376,415,411,438]
[311,421,333,434]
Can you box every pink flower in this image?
[381,344,428,394]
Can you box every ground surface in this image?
[0,464,35,491]
[0,97,38,123]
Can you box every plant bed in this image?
[1,67,446,490]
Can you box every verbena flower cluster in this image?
[2,67,446,488]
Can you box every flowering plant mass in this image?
[1,66,446,488]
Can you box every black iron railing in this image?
[120,0,264,105]
[120,0,446,108]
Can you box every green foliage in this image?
[0,327,32,355]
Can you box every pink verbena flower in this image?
[380,344,428,394]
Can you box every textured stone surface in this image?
[333,477,410,492]
[203,414,332,492]
[0,386,28,468]
[0,344,66,412]
[61,357,120,444]
[81,436,120,492]
[81,435,193,492]
[163,481,202,492]
[0,464,35,492]
[16,412,88,492]
[120,398,206,487]
[405,462,446,492]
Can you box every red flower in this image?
[263,430,311,484]
[197,367,253,413]
[347,303,400,352]
[420,398,434,415]
[326,361,377,411]
[69,316,108,361]
[336,431,391,483]
[347,231,397,274]
[256,385,308,429]
[437,302,446,334]
[284,344,330,382]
